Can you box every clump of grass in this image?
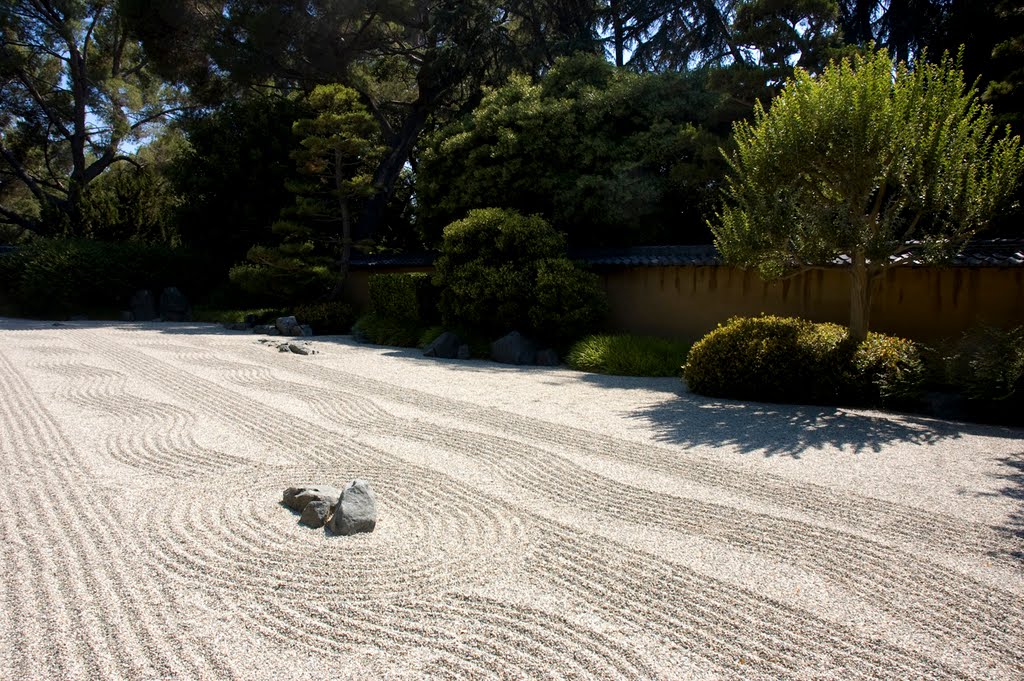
[567,334,691,377]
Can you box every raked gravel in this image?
[0,318,1021,679]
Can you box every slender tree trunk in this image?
[849,249,872,343]
[610,0,625,67]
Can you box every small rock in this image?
[282,485,343,512]
[457,344,471,360]
[278,344,290,352]
[130,289,157,321]
[288,342,315,355]
[423,331,462,359]
[328,479,377,536]
[299,324,313,337]
[491,331,537,365]
[299,500,332,528]
[159,287,192,322]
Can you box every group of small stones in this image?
[122,287,192,322]
[282,480,377,535]
[424,330,559,366]
[224,315,318,355]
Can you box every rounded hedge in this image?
[683,315,924,406]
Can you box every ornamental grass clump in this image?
[567,334,691,377]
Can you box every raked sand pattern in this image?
[0,318,1022,679]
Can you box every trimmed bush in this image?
[293,301,356,334]
[683,315,926,406]
[684,316,853,403]
[434,208,606,345]
[351,313,424,347]
[367,272,438,323]
[567,334,691,377]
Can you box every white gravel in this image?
[0,318,1021,679]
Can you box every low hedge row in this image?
[566,334,691,377]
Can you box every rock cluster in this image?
[256,338,317,355]
[126,287,192,322]
[422,329,559,366]
[223,316,313,337]
[282,481,377,535]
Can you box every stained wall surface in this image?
[346,265,1024,342]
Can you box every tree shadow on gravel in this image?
[979,454,1024,556]
[627,384,1024,458]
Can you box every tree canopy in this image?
[712,49,1024,341]
[0,0,184,235]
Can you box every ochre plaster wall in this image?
[598,266,1024,342]
[346,265,1024,342]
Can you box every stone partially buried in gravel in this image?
[328,479,377,536]
[299,500,332,528]
[282,485,342,512]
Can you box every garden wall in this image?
[346,264,1024,343]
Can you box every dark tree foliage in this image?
[170,93,311,269]
[418,54,735,249]
[122,0,603,248]
[1,0,185,235]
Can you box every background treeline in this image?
[1,0,1022,309]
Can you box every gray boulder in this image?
[535,348,560,366]
[423,331,462,359]
[328,479,377,536]
[491,331,537,365]
[299,500,332,529]
[130,289,157,321]
[282,485,343,513]
[457,344,471,360]
[159,287,192,322]
[299,324,313,337]
[275,315,302,336]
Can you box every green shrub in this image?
[293,301,356,334]
[368,272,438,323]
[3,239,212,318]
[952,325,1024,403]
[351,313,424,347]
[684,316,852,403]
[434,208,606,345]
[684,315,926,407]
[849,333,926,406]
[567,334,691,377]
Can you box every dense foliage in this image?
[418,54,731,248]
[567,334,691,377]
[683,315,925,406]
[229,85,383,302]
[367,273,438,324]
[433,208,607,347]
[293,301,357,335]
[712,50,1024,341]
[0,239,210,318]
[0,1,185,236]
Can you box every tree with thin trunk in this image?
[711,48,1024,342]
[0,0,186,235]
